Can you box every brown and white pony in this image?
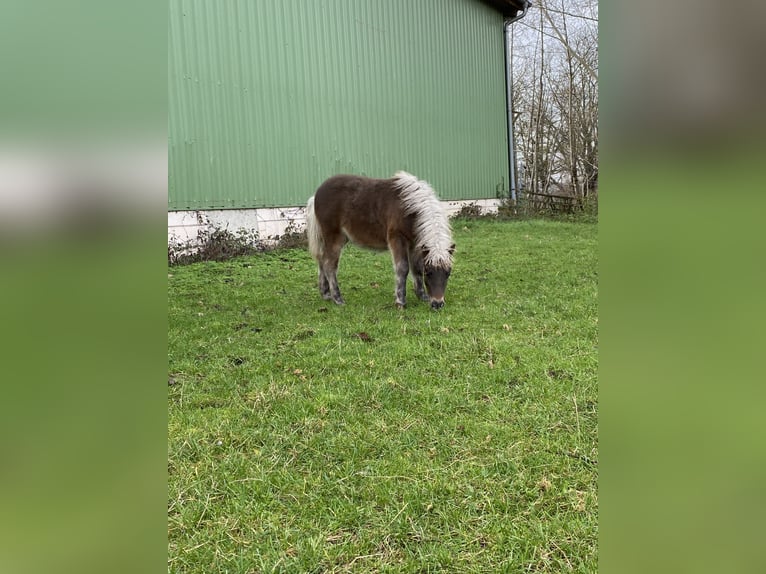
[306,171,455,309]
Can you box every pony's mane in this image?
[393,171,453,267]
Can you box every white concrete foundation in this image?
[168,199,502,249]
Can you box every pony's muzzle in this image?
[430,299,445,310]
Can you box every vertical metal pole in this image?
[504,21,517,202]
[503,2,529,203]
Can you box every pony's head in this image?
[422,243,455,310]
[394,171,455,309]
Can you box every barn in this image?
[168,0,529,245]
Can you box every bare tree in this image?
[511,0,598,209]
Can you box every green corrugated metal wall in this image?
[169,0,509,210]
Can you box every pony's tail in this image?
[306,195,323,261]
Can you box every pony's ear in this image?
[449,243,456,255]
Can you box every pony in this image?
[306,171,455,309]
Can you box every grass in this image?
[168,218,598,573]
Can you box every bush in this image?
[273,220,308,250]
[452,202,484,219]
[168,227,265,266]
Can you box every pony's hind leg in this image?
[321,236,346,305]
[318,266,332,300]
[312,238,333,301]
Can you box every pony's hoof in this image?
[395,301,406,310]
[333,298,346,305]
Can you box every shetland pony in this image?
[306,171,454,309]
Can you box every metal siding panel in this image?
[169,0,508,209]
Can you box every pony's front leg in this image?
[394,258,410,308]
[408,251,429,302]
[389,237,410,308]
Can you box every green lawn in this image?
[168,219,598,573]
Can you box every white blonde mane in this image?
[393,171,453,267]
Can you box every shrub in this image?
[168,227,265,266]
